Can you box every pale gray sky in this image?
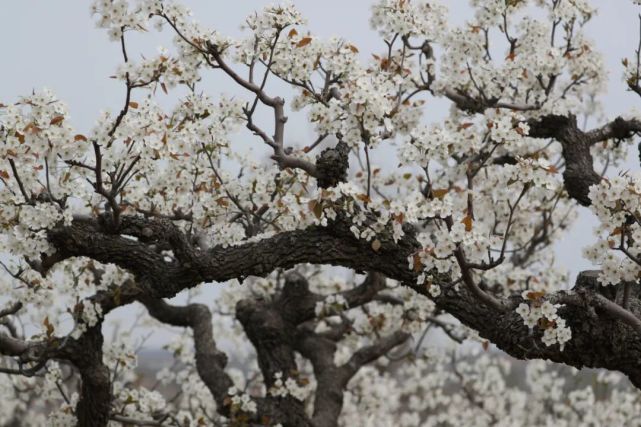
[1,1,640,347]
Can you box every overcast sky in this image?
[2,0,640,347]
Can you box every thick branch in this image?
[295,328,345,427]
[277,271,387,325]
[584,116,641,145]
[142,298,233,409]
[235,296,313,427]
[527,114,600,206]
[144,297,313,426]
[73,324,111,427]
[0,332,28,356]
[295,325,408,427]
[0,319,111,427]
[46,214,641,388]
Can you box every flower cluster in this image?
[370,0,448,41]
[437,0,605,117]
[516,294,572,349]
[226,387,257,414]
[4,0,641,424]
[338,347,641,427]
[268,372,312,401]
[69,300,104,339]
[112,386,167,418]
[314,293,349,317]
[244,1,306,32]
[586,175,641,285]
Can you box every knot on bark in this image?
[527,114,575,139]
[281,271,311,299]
[574,270,641,316]
[236,300,289,343]
[315,141,350,188]
[562,169,600,206]
[611,116,637,140]
[526,114,599,206]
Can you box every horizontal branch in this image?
[42,212,641,388]
[442,88,540,113]
[584,116,641,145]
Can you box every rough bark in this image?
[72,325,111,427]
[142,298,234,409]
[232,272,404,427]
[4,111,640,424]
[144,296,314,427]
[438,271,641,388]
[315,141,350,188]
[40,212,641,389]
[527,114,601,206]
[236,298,312,427]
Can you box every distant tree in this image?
[3,0,641,425]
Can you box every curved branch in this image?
[527,114,601,206]
[340,331,410,379]
[45,213,641,389]
[141,298,233,409]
